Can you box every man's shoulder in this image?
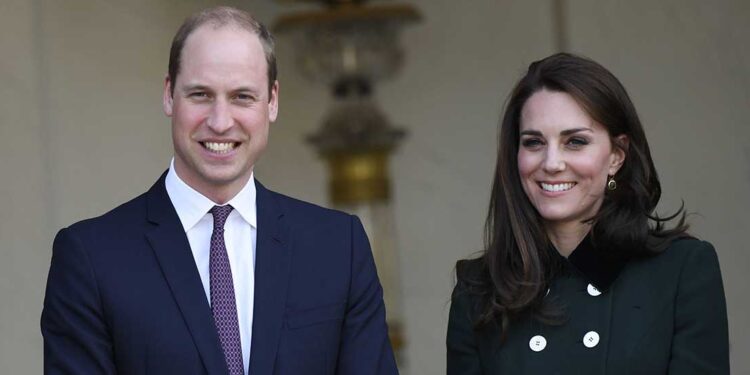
[264,186,351,224]
[65,173,170,234]
[65,190,151,236]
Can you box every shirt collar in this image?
[225,172,257,229]
[165,158,257,232]
[564,234,628,291]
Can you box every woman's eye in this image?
[567,137,589,147]
[521,138,544,148]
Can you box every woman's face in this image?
[517,90,626,232]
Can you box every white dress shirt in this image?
[165,160,255,375]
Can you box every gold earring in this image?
[607,175,617,191]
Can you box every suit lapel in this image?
[249,181,291,375]
[145,174,228,375]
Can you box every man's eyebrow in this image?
[180,84,211,92]
[231,86,262,94]
[178,84,263,96]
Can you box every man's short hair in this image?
[168,6,277,97]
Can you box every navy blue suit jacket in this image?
[41,174,398,374]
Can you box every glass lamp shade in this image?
[308,96,405,153]
[274,4,420,85]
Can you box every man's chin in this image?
[202,168,252,188]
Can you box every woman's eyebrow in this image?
[520,129,543,136]
[560,127,593,136]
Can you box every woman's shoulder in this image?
[455,257,485,282]
[452,257,487,310]
[629,237,722,284]
[666,236,714,251]
[652,237,719,265]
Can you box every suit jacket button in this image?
[587,284,602,296]
[529,335,547,352]
[583,331,600,348]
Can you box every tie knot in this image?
[210,205,234,230]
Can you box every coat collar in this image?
[145,172,228,375]
[145,173,291,375]
[248,179,290,375]
[564,234,628,292]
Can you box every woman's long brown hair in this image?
[456,53,689,337]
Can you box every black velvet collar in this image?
[564,234,628,291]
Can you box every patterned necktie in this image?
[209,205,243,375]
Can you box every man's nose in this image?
[206,100,233,133]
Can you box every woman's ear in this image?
[609,134,629,175]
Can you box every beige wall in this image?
[0,0,229,372]
[1,0,748,373]
[1,2,49,373]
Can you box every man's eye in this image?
[189,92,208,98]
[235,94,254,101]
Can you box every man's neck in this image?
[173,164,252,205]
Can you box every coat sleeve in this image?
[41,228,117,375]
[335,215,399,375]
[447,269,482,375]
[668,240,729,374]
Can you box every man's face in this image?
[163,24,278,203]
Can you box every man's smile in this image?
[200,141,239,154]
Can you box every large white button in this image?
[583,331,600,348]
[587,284,602,296]
[529,335,547,352]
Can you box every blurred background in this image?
[1,0,748,373]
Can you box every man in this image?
[41,6,398,375]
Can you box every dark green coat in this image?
[447,238,729,374]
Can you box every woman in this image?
[447,53,728,374]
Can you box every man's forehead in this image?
[175,30,268,90]
[180,25,265,69]
[184,23,259,48]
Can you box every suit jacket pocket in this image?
[286,302,346,329]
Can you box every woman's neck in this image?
[546,222,591,257]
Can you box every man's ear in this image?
[609,134,629,175]
[268,80,279,122]
[163,75,173,117]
